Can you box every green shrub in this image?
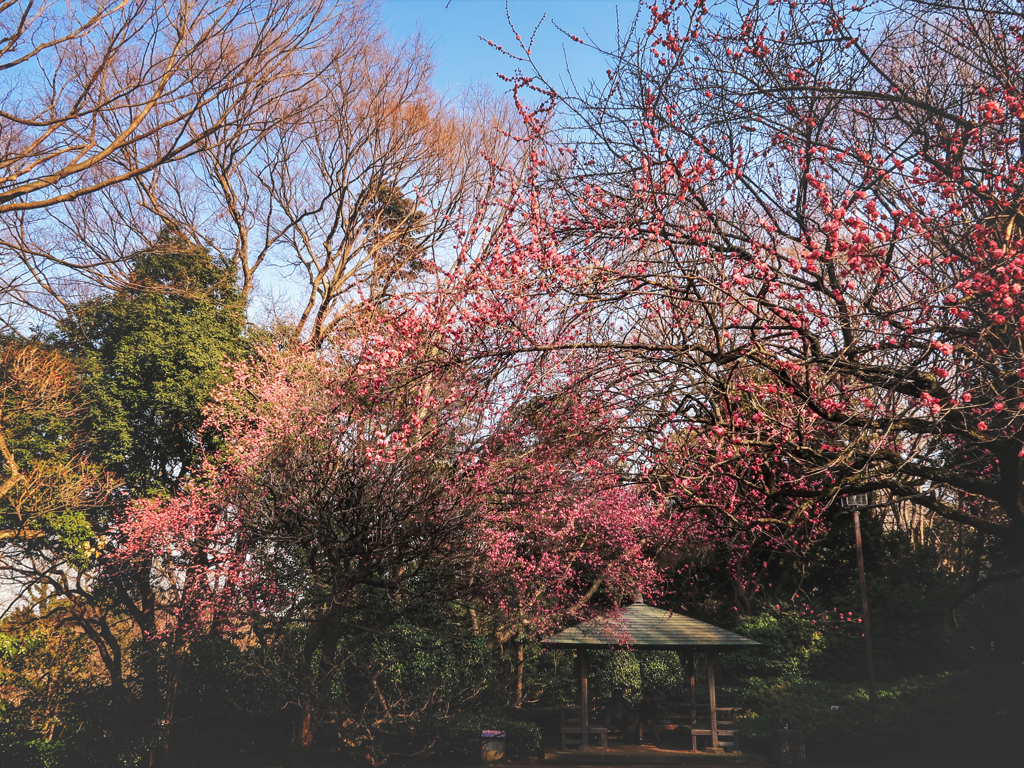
[736,663,1024,765]
[725,613,825,681]
[0,737,68,768]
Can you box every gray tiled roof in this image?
[542,604,759,649]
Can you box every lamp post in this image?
[841,493,877,714]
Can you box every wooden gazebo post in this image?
[676,649,698,751]
[579,647,589,748]
[707,653,719,750]
[689,651,697,727]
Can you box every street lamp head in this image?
[841,493,869,508]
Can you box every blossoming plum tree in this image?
[113,270,663,747]
[496,0,1024,599]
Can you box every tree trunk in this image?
[292,610,343,752]
[293,620,326,752]
[514,640,525,708]
[116,566,160,702]
[295,705,317,753]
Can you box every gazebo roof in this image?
[542,602,759,650]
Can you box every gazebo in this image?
[542,598,758,752]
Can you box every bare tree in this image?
[5,2,521,343]
[0,0,339,212]
[0,0,341,329]
[106,23,521,345]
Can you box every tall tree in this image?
[0,0,341,330]
[57,225,246,498]
[114,23,519,346]
[0,339,128,694]
[114,270,663,751]
[45,225,247,744]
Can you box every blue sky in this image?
[381,0,641,95]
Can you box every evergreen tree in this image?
[56,226,246,499]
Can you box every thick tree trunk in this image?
[293,610,343,752]
[293,620,326,752]
[115,567,160,700]
[137,573,161,705]
[295,705,317,753]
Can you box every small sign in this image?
[482,731,506,763]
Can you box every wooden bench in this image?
[560,706,609,749]
[657,704,741,751]
[685,707,741,752]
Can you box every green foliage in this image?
[723,612,825,681]
[369,625,496,707]
[0,602,100,722]
[0,633,18,663]
[737,663,1024,764]
[54,225,246,498]
[181,635,291,719]
[634,650,685,698]
[577,649,686,707]
[158,636,292,766]
[0,734,70,768]
[524,648,580,707]
[595,650,644,703]
[0,603,140,768]
[326,615,514,758]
